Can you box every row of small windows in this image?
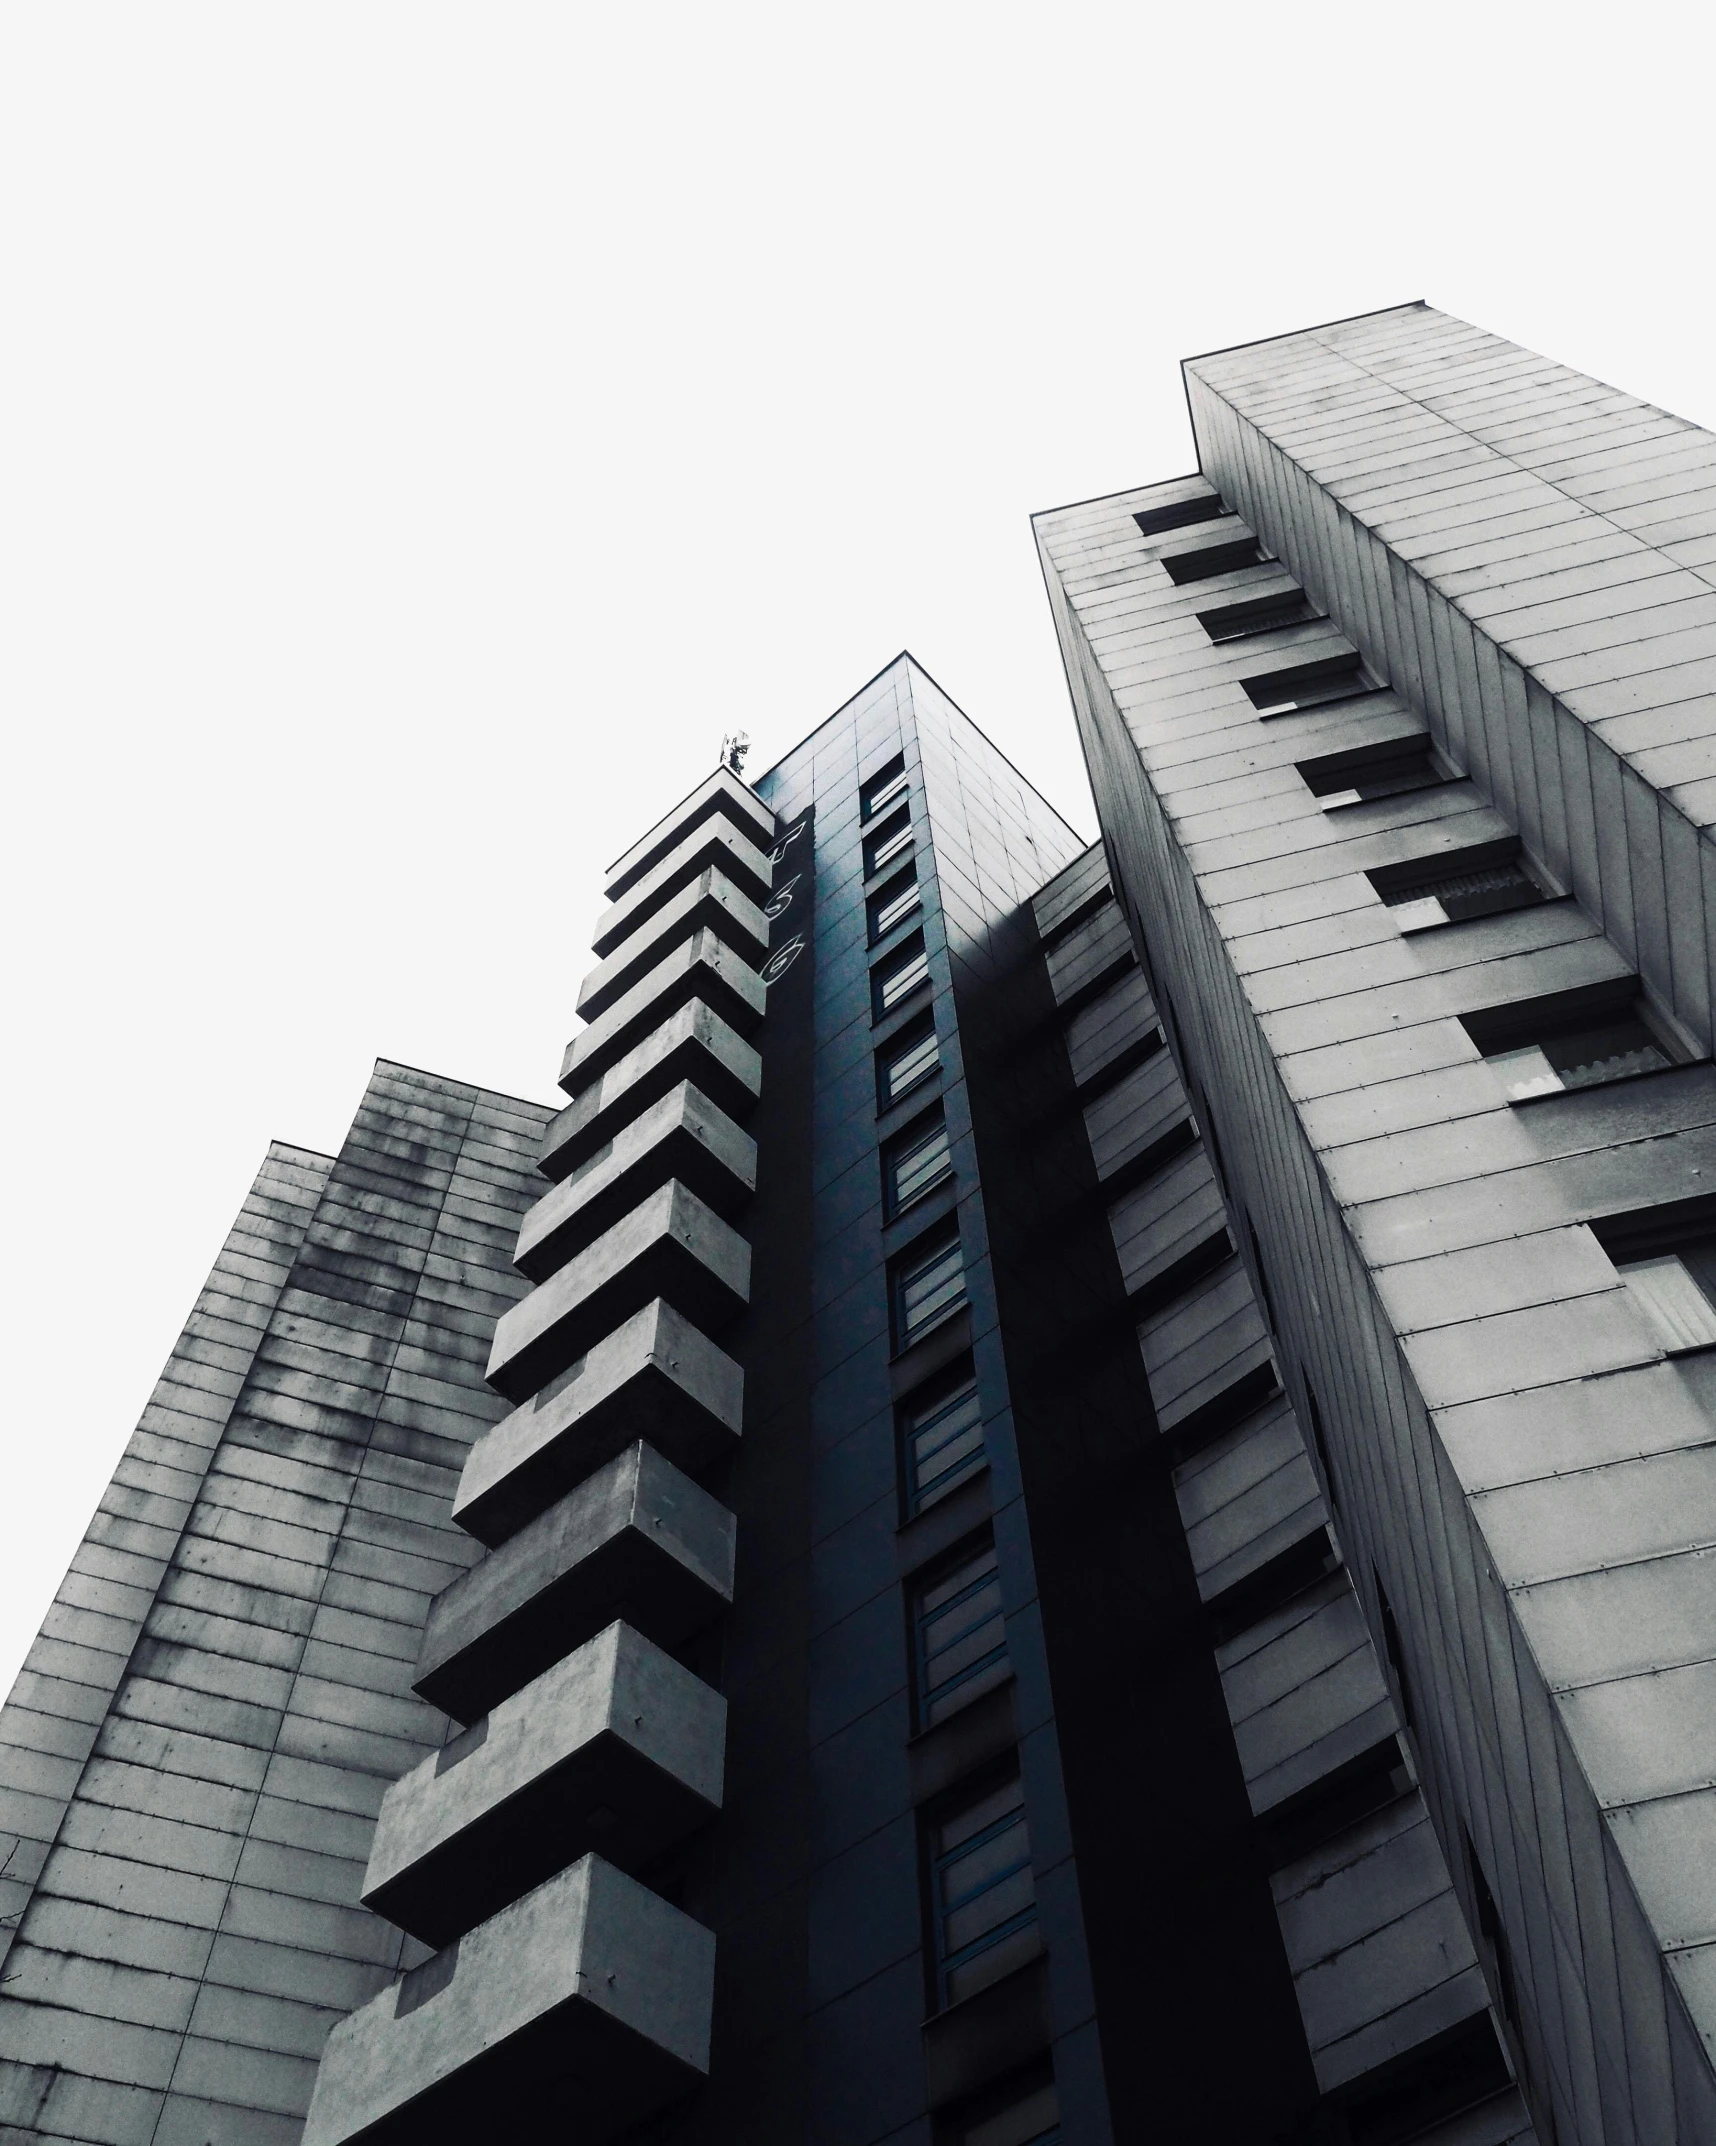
[859,756,1049,2063]
[1164,533,1700,1106]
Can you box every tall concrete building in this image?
[0,304,1711,2146]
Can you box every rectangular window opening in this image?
[864,805,914,878]
[868,865,921,944]
[928,1774,1038,2009]
[902,1365,985,1514]
[1242,652,1378,717]
[1196,589,1317,642]
[1368,842,1548,933]
[878,1018,942,1111]
[1133,494,1227,539]
[1296,737,1447,811]
[862,754,909,822]
[1593,1201,1716,1356]
[1461,981,1681,1102]
[885,1108,954,1218]
[1161,535,1265,585]
[913,1540,1010,1729]
[873,933,931,1020]
[893,1228,967,1349]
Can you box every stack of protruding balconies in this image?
[304,767,777,2146]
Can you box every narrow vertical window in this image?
[873,933,930,1018]
[928,1775,1039,2006]
[861,754,909,822]
[893,1229,966,1348]
[901,1369,984,1513]
[868,866,921,944]
[864,808,914,878]
[878,1018,941,1109]
[883,1109,953,1218]
[913,1543,1009,1726]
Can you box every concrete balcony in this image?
[365,1620,724,1947]
[515,1082,756,1283]
[455,1298,741,1545]
[538,999,762,1184]
[577,867,768,1023]
[605,762,775,903]
[560,928,766,1096]
[486,1183,750,1404]
[420,1440,734,1721]
[593,815,773,959]
[302,1854,714,2146]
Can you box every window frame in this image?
[883,1105,954,1220]
[873,931,931,1021]
[891,1224,967,1351]
[867,864,921,945]
[926,1772,1039,2010]
[911,1537,1010,1731]
[860,754,909,823]
[899,1363,985,1515]
[877,1015,942,1113]
[864,804,914,878]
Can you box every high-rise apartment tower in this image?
[1,304,1711,2146]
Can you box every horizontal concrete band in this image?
[423,1437,735,1720]
[592,815,775,958]
[302,1853,715,2146]
[456,1297,742,1545]
[605,763,776,903]
[486,1180,751,1404]
[576,865,769,1022]
[368,1619,725,1947]
[515,1079,757,1283]
[559,929,766,1096]
[539,997,763,1182]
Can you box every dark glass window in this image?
[929,1776,1038,2007]
[885,1110,952,1217]
[893,1229,966,1347]
[864,806,914,878]
[873,934,930,1018]
[1371,849,1547,932]
[1161,536,1264,585]
[861,755,909,822]
[902,1370,984,1512]
[1134,494,1226,538]
[1297,737,1446,810]
[1196,590,1316,642]
[914,1543,1009,1727]
[1242,652,1378,716]
[878,1017,941,1109]
[1463,989,1677,1101]
[868,866,921,944]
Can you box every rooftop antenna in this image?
[720,730,751,777]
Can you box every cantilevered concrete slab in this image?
[486,1181,750,1403]
[593,815,774,957]
[604,762,775,902]
[577,867,768,1022]
[514,1082,756,1282]
[420,1440,734,1721]
[538,998,762,1181]
[366,1621,724,1946]
[456,1298,742,1544]
[302,1855,714,2146]
[560,928,766,1094]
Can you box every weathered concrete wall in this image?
[0,1061,549,2145]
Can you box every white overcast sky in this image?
[2,2,1712,1697]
